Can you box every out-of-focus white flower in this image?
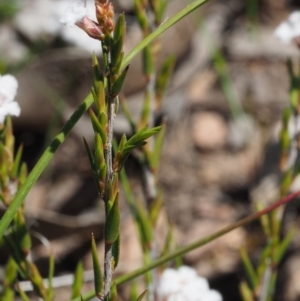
[274,11,300,44]
[60,0,87,27]
[0,74,21,124]
[156,266,223,301]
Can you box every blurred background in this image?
[1,0,300,300]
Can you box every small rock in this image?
[227,114,256,150]
[192,112,228,151]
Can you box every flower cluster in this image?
[0,74,21,124]
[274,11,300,46]
[156,266,223,301]
[60,0,114,40]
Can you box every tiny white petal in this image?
[0,74,18,102]
[178,266,198,281]
[0,74,21,123]
[156,267,223,301]
[274,22,295,43]
[274,11,300,44]
[201,290,223,301]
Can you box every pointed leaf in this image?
[112,234,120,269]
[95,133,105,169]
[105,194,120,244]
[97,81,106,112]
[129,282,138,301]
[89,109,106,144]
[109,281,118,301]
[111,65,130,98]
[240,247,257,289]
[149,125,165,170]
[46,251,55,301]
[139,89,151,129]
[83,137,101,193]
[142,46,154,76]
[72,262,84,299]
[239,281,254,301]
[136,290,148,301]
[92,53,102,89]
[274,228,296,263]
[112,14,125,67]
[5,257,17,286]
[11,145,23,179]
[17,284,30,301]
[91,233,103,297]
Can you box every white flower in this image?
[274,11,300,44]
[0,74,21,124]
[60,0,88,27]
[156,266,223,301]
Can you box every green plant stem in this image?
[0,0,209,238]
[71,189,300,301]
[0,93,94,239]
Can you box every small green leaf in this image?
[134,0,149,33]
[255,202,271,237]
[105,194,120,244]
[89,109,107,144]
[114,14,125,42]
[240,247,257,289]
[274,228,296,263]
[112,234,120,269]
[72,262,84,299]
[91,233,103,297]
[111,65,130,98]
[5,257,17,286]
[239,281,254,301]
[257,242,272,278]
[155,55,175,106]
[139,89,151,129]
[122,126,162,154]
[95,133,105,169]
[19,163,27,185]
[150,125,165,170]
[112,14,125,67]
[99,111,108,129]
[136,200,152,250]
[96,81,106,112]
[156,0,168,25]
[92,53,102,89]
[17,284,30,301]
[83,138,101,193]
[149,192,163,225]
[142,46,154,76]
[129,282,138,301]
[46,251,55,301]
[11,144,23,179]
[3,234,26,278]
[136,290,148,301]
[109,281,118,301]
[2,287,15,301]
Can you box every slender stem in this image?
[102,45,115,301]
[0,0,209,239]
[71,190,300,301]
[0,94,94,239]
